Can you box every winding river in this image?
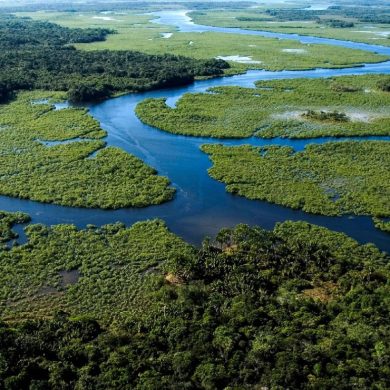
[1,11,390,251]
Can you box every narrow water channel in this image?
[1,11,389,250]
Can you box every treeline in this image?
[318,19,355,28]
[0,15,228,103]
[0,221,388,388]
[0,15,112,48]
[328,5,390,24]
[265,6,390,24]
[0,1,255,13]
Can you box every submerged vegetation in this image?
[136,75,390,138]
[201,141,390,221]
[0,218,388,388]
[0,91,174,208]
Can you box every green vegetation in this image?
[190,5,390,46]
[0,211,30,243]
[0,91,174,208]
[201,141,390,219]
[18,10,388,73]
[378,77,390,92]
[136,75,390,138]
[0,218,194,324]
[302,110,349,122]
[373,217,390,233]
[0,14,228,102]
[0,220,389,388]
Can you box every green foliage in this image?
[0,211,30,243]
[319,19,355,28]
[378,78,390,92]
[136,75,390,138]
[201,141,390,218]
[373,217,390,233]
[0,14,228,102]
[0,218,194,324]
[0,221,388,388]
[190,7,390,47]
[22,9,388,74]
[302,110,349,122]
[267,5,390,24]
[0,14,112,49]
[0,91,174,208]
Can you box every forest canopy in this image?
[0,15,228,102]
[0,216,388,389]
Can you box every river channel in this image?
[1,11,389,250]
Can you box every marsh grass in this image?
[136,75,390,139]
[201,141,390,220]
[0,91,174,208]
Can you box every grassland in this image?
[16,11,388,73]
[0,217,194,324]
[0,91,174,208]
[201,141,390,225]
[136,75,390,139]
[190,9,390,47]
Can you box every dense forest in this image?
[0,217,388,389]
[265,6,390,24]
[0,15,228,102]
[0,1,255,13]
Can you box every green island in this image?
[189,3,390,47]
[15,10,388,73]
[0,214,388,388]
[136,75,390,138]
[201,141,390,222]
[0,91,174,208]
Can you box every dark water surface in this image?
[1,12,389,250]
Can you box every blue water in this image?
[1,12,389,251]
[152,10,390,56]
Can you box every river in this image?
[1,11,389,251]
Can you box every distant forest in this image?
[0,1,255,13]
[0,15,228,102]
[265,6,390,24]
